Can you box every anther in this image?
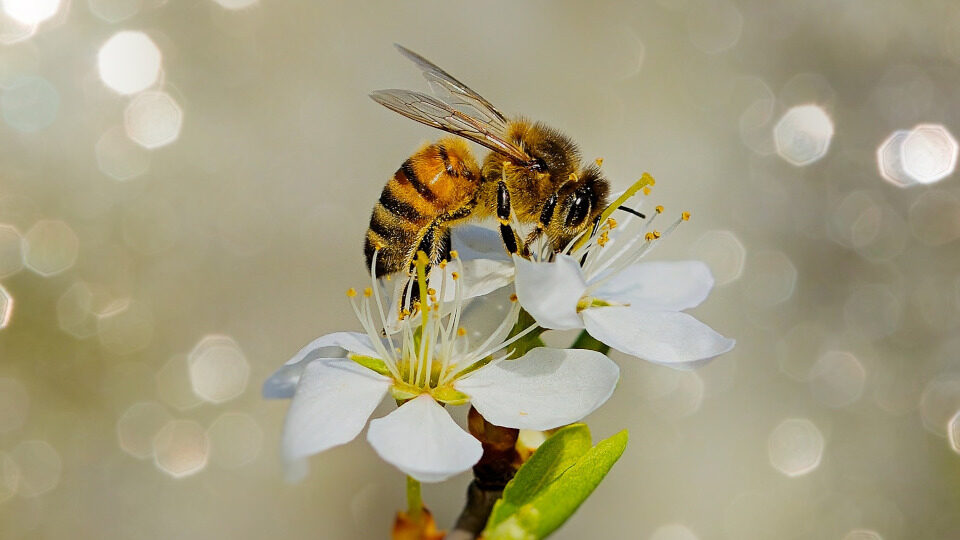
[509,293,518,302]
[457,327,466,337]
[449,250,459,259]
[438,260,448,269]
[595,158,603,167]
[451,271,460,280]
[363,287,373,297]
[655,205,664,214]
[682,211,691,221]
[427,288,436,296]
[645,232,655,241]
[607,217,617,229]
[653,230,661,239]
[346,288,357,297]
[643,187,651,196]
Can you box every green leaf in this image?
[484,429,629,540]
[487,424,593,529]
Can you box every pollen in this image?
[509,293,518,302]
[655,205,664,214]
[457,327,466,337]
[346,288,357,298]
[595,158,603,167]
[438,260,448,269]
[451,271,460,280]
[598,231,610,247]
[363,287,373,297]
[606,217,617,229]
[399,309,410,319]
[498,217,510,226]
[682,211,691,221]
[449,250,459,259]
[653,229,661,239]
[645,232,655,241]
[643,186,651,195]
[427,288,436,296]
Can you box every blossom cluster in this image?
[264,185,734,482]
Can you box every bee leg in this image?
[524,192,558,254]
[497,181,521,256]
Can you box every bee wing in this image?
[370,88,532,165]
[393,44,508,128]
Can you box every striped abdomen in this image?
[365,137,481,277]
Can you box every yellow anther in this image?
[449,250,459,259]
[363,287,373,297]
[568,172,578,181]
[653,229,661,239]
[598,231,609,247]
[645,232,655,241]
[509,293,518,302]
[607,217,617,229]
[681,211,691,221]
[647,175,656,186]
[457,327,466,337]
[655,205,664,214]
[427,288,436,296]
[451,271,460,280]
[385,274,392,281]
[642,186,651,195]
[399,309,410,319]
[346,288,357,297]
[438,260,448,269]
[595,158,603,167]
[373,240,385,250]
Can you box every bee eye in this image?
[565,190,592,228]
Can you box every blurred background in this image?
[1,0,959,538]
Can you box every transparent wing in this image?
[394,44,508,129]
[370,88,532,164]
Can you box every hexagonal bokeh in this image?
[124,91,183,149]
[808,350,866,408]
[88,0,143,23]
[0,224,24,278]
[900,124,958,184]
[117,401,172,459]
[774,104,834,166]
[2,0,62,25]
[57,281,98,339]
[768,418,824,477]
[743,250,797,307]
[1,75,60,133]
[877,130,915,188]
[0,284,12,329]
[156,354,203,411]
[95,126,151,181]
[10,440,62,497]
[153,419,210,478]
[690,229,746,286]
[212,0,259,9]
[188,335,249,404]
[97,31,162,95]
[23,219,79,277]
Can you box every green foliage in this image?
[484,425,628,540]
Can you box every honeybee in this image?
[365,45,611,288]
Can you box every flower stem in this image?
[406,475,423,522]
[571,330,610,354]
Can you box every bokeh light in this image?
[877,130,915,188]
[97,299,154,355]
[207,412,263,469]
[773,104,834,166]
[87,0,143,23]
[56,281,98,339]
[742,250,797,307]
[95,126,151,181]
[808,350,866,408]
[1,0,62,25]
[97,31,162,95]
[900,124,957,184]
[23,219,79,277]
[684,0,742,54]
[0,224,24,278]
[844,284,901,340]
[0,377,28,433]
[0,451,19,503]
[0,284,12,329]
[948,410,960,454]
[0,11,36,44]
[155,354,202,411]
[650,523,699,540]
[919,374,960,437]
[10,440,61,497]
[768,418,824,477]
[212,0,258,9]
[124,91,183,149]
[690,230,745,286]
[117,401,172,459]
[188,335,249,404]
[1,75,60,132]
[907,190,960,246]
[153,419,209,478]
[777,321,828,381]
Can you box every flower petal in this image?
[282,359,391,460]
[591,260,714,311]
[582,306,735,368]
[455,347,619,430]
[283,332,379,365]
[457,286,519,353]
[432,257,515,303]
[366,394,482,483]
[513,254,587,330]
[452,225,509,262]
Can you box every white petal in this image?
[455,348,619,430]
[457,286,519,353]
[435,257,515,302]
[453,225,509,261]
[283,332,379,365]
[366,394,482,483]
[282,359,391,460]
[591,260,714,311]
[582,306,735,369]
[513,254,587,330]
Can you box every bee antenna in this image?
[616,205,646,220]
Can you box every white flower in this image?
[448,178,735,369]
[265,253,619,483]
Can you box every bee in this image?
[365,45,611,290]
